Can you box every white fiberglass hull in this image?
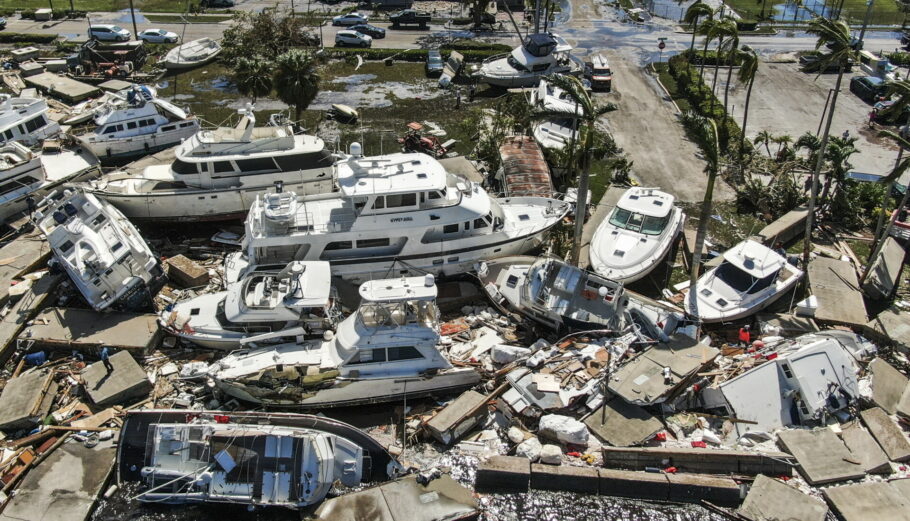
[685,268,803,323]
[79,125,199,162]
[589,208,685,283]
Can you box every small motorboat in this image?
[117,409,403,509]
[328,103,359,123]
[477,255,685,341]
[33,188,165,311]
[589,187,685,283]
[159,261,339,350]
[685,239,803,323]
[163,38,222,70]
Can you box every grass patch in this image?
[723,0,903,24]
[144,13,231,23]
[653,62,692,113]
[0,0,192,13]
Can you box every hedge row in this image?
[324,47,500,63]
[20,9,87,20]
[887,51,910,66]
[0,32,58,44]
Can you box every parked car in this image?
[425,49,444,77]
[201,0,234,6]
[873,100,910,125]
[850,75,888,104]
[350,24,385,39]
[335,30,372,48]
[332,12,369,26]
[389,9,431,29]
[799,53,854,74]
[137,28,179,44]
[89,24,132,42]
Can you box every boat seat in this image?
[53,211,67,225]
[64,203,78,216]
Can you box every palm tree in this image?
[860,129,910,285]
[879,79,910,124]
[753,130,773,157]
[802,17,858,266]
[535,74,617,265]
[273,49,321,122]
[684,2,714,54]
[696,18,720,80]
[720,34,740,117]
[772,134,793,159]
[738,47,759,156]
[233,56,274,103]
[818,135,857,203]
[709,19,738,110]
[687,114,721,318]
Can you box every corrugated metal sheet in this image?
[498,136,554,198]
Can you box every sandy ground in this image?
[706,62,900,177]
[600,51,736,203]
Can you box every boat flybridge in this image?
[34,188,164,311]
[478,255,685,340]
[160,261,339,351]
[208,275,482,408]
[685,239,803,323]
[119,410,402,509]
[0,94,61,146]
[474,33,584,88]
[225,145,570,284]
[589,187,685,283]
[85,105,336,221]
[71,86,200,163]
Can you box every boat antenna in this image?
[500,0,526,41]
[543,0,553,32]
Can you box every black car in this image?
[425,49,444,77]
[350,24,386,39]
[850,76,888,104]
[799,53,854,74]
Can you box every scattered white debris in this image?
[539,444,562,465]
[515,437,542,461]
[538,414,590,445]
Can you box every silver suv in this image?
[89,24,132,42]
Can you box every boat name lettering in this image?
[390,217,413,223]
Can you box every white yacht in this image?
[477,255,684,341]
[0,94,61,146]
[160,261,339,350]
[685,239,803,323]
[589,187,685,283]
[163,38,222,70]
[118,410,402,509]
[208,275,482,408]
[473,33,584,88]
[71,87,200,164]
[529,78,582,115]
[532,117,577,150]
[34,188,164,311]
[226,146,569,284]
[0,142,101,224]
[85,106,336,221]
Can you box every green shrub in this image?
[887,51,910,66]
[736,19,758,31]
[325,47,499,63]
[441,39,511,52]
[0,32,57,44]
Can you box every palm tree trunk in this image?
[699,35,710,80]
[687,169,717,316]
[765,140,771,158]
[572,147,592,266]
[723,52,735,119]
[860,185,910,284]
[710,37,723,111]
[690,18,699,53]
[739,77,755,157]
[803,63,845,266]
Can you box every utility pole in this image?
[858,0,874,49]
[534,0,541,34]
[127,0,138,40]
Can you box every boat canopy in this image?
[617,187,675,218]
[724,240,786,279]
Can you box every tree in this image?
[709,19,738,110]
[802,17,858,266]
[687,113,721,319]
[684,2,714,54]
[860,129,910,285]
[753,130,773,157]
[274,49,321,121]
[696,18,720,80]
[720,34,740,118]
[462,0,493,28]
[534,74,617,265]
[879,79,910,123]
[818,135,857,203]
[738,47,760,156]
[233,56,274,103]
[221,10,319,65]
[772,134,793,158]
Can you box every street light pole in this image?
[858,0,875,49]
[127,0,139,40]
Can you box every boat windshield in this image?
[358,300,438,329]
[714,261,778,294]
[507,55,529,73]
[609,207,669,235]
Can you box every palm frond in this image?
[878,129,910,183]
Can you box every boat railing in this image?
[481,53,509,65]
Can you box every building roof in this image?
[499,136,553,198]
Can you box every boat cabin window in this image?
[24,115,47,132]
[531,63,550,72]
[127,121,137,129]
[428,191,443,200]
[353,196,368,212]
[180,122,195,128]
[324,241,353,250]
[357,238,390,248]
[152,181,188,190]
[212,161,233,174]
[274,150,335,171]
[714,261,778,294]
[172,159,197,175]
[138,119,154,127]
[386,193,417,208]
[387,346,423,361]
[0,175,40,196]
[161,125,176,132]
[59,240,74,253]
[0,129,13,143]
[609,207,669,236]
[236,157,279,173]
[443,223,459,234]
[507,55,530,73]
[103,124,124,134]
[347,348,387,364]
[473,216,489,229]
[359,300,438,328]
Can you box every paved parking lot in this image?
[708,62,899,177]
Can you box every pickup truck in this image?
[389,9,431,29]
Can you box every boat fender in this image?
[323,330,334,341]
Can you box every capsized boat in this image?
[163,38,222,70]
[117,409,403,509]
[208,275,482,408]
[34,188,165,311]
[589,187,685,283]
[473,33,584,88]
[85,105,337,221]
[225,145,569,284]
[685,239,803,323]
[160,261,340,350]
[477,255,686,341]
[70,86,200,163]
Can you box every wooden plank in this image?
[757,205,808,246]
[0,272,63,364]
[0,234,51,306]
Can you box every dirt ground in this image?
[707,62,900,178]
[599,51,736,203]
